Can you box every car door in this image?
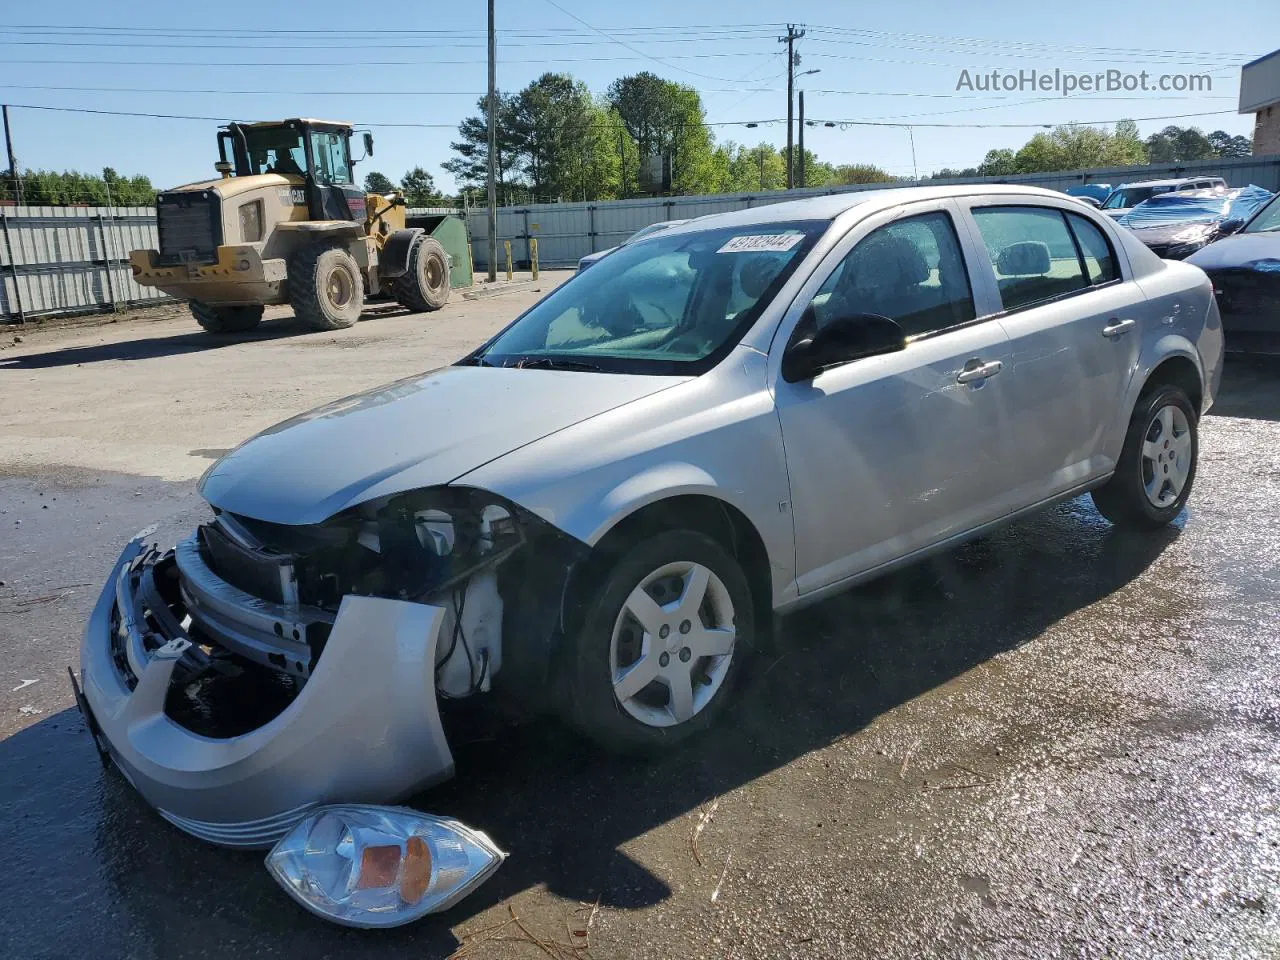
[772,202,1017,596]
[956,201,1140,505]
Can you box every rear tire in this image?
[288,243,364,330]
[190,301,263,335]
[1091,383,1198,529]
[392,235,451,313]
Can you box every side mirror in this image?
[1218,217,1245,236]
[364,132,375,158]
[782,309,906,382]
[1078,196,1102,209]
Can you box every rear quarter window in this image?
[1065,213,1119,285]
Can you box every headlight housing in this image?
[266,805,506,927]
[353,488,525,602]
[1163,222,1216,257]
[238,200,264,243]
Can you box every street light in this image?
[795,70,819,189]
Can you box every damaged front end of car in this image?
[76,486,588,852]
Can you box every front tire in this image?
[289,243,364,330]
[392,235,451,313]
[190,301,263,334]
[1091,383,1198,529]
[563,530,754,753]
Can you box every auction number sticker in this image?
[717,233,803,254]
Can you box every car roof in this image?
[657,184,1082,234]
[1116,177,1220,189]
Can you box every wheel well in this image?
[1144,356,1203,414]
[576,495,774,637]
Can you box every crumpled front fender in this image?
[79,532,455,847]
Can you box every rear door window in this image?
[970,206,1089,311]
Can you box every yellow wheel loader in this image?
[129,119,470,334]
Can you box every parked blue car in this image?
[1065,183,1112,206]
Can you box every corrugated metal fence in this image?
[1,205,169,322]
[467,154,1280,270]
[4,155,1279,320]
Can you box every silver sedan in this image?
[79,185,1223,850]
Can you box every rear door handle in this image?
[956,360,1003,384]
[1102,318,1136,338]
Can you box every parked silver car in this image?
[576,218,690,273]
[78,185,1223,853]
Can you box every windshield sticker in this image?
[717,234,803,254]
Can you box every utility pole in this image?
[485,0,498,283]
[2,105,19,203]
[618,129,627,199]
[906,125,919,184]
[778,24,804,190]
[798,91,806,189]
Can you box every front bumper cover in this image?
[78,531,455,848]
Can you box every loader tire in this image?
[190,301,263,335]
[289,243,364,330]
[392,235,451,313]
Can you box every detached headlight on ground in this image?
[265,805,506,927]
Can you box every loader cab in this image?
[219,119,371,224]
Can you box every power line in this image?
[0,37,770,50]
[810,108,1239,129]
[0,22,1260,60]
[2,101,1239,131]
[0,81,1232,100]
[0,52,783,68]
[0,22,786,37]
[803,24,1265,60]
[535,0,766,84]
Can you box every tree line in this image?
[933,122,1252,179]
[1,167,157,205]
[1,89,1256,210]
[433,71,895,205]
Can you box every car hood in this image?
[1186,232,1280,271]
[199,365,687,525]
[1127,221,1216,245]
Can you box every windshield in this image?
[1104,185,1171,209]
[241,126,307,177]
[469,221,826,375]
[1245,194,1280,233]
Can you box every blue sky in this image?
[0,0,1274,195]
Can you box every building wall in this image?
[1254,106,1280,157]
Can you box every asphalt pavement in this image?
[1,340,1278,959]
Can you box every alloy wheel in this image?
[1141,403,1192,508]
[609,560,736,728]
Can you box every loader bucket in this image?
[404,214,473,289]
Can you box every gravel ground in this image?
[1,294,1278,959]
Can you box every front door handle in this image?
[956,360,1003,384]
[1102,318,1137,338]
